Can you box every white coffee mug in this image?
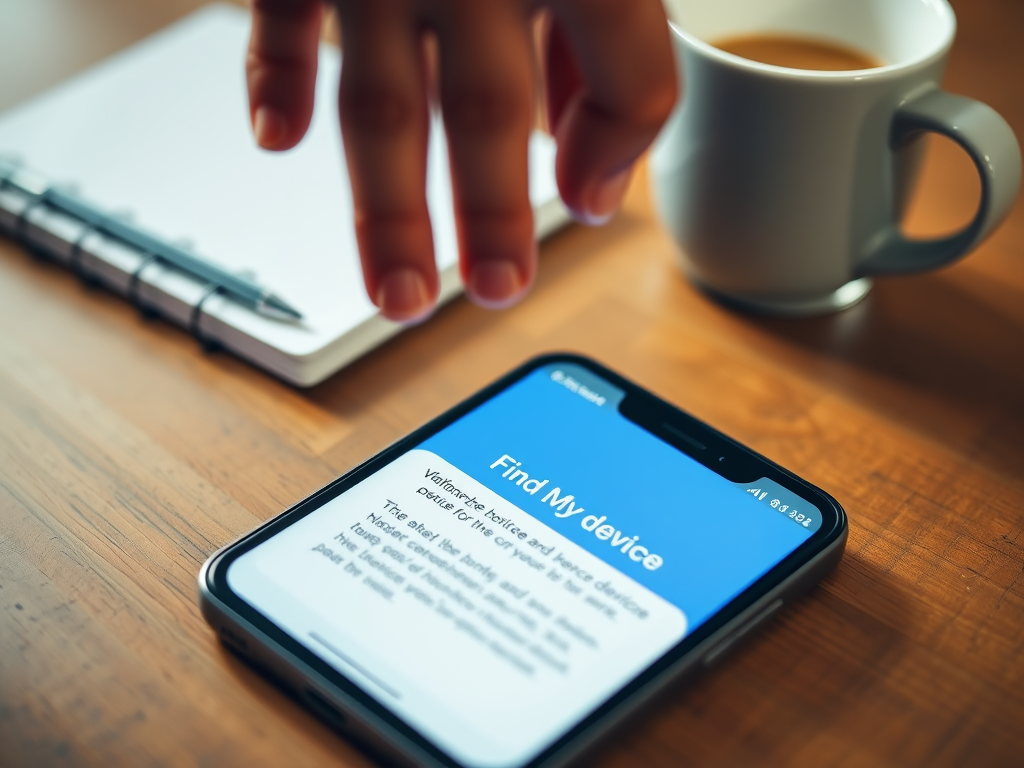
[651,0,1022,315]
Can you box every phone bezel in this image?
[202,353,847,768]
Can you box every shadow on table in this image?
[745,269,1024,480]
[587,549,913,768]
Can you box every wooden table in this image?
[2,1,1022,766]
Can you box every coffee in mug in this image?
[712,34,882,72]
[651,0,1021,315]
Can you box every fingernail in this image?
[468,259,527,309]
[376,268,433,323]
[253,106,287,149]
[582,168,631,225]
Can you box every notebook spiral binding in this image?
[127,253,162,320]
[14,194,47,253]
[69,223,101,286]
[0,159,231,351]
[190,284,224,352]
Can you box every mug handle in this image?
[858,88,1021,275]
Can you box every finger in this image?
[430,2,536,309]
[547,0,677,223]
[247,0,323,150]
[336,1,436,323]
[543,15,581,138]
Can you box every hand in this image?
[246,0,677,322]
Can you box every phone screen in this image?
[225,363,822,768]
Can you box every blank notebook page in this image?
[0,3,562,368]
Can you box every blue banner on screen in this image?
[421,364,814,629]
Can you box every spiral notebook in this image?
[0,4,570,386]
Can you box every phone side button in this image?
[220,626,250,654]
[703,599,784,667]
[304,688,348,730]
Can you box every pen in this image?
[0,159,303,321]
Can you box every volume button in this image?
[305,688,348,730]
[220,626,250,654]
[703,599,784,666]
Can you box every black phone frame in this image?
[202,352,847,768]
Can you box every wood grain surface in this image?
[1,1,1022,766]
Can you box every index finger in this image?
[247,0,323,150]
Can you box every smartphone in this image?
[199,354,847,768]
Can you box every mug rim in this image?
[668,0,957,82]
